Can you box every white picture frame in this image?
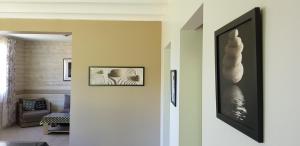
[63,58,72,81]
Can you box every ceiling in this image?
[0,0,167,21]
[0,32,72,42]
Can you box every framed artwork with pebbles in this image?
[215,7,263,142]
[89,66,144,86]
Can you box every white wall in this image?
[202,0,300,145]
[179,29,202,146]
[163,0,300,146]
[161,46,170,146]
[162,0,203,146]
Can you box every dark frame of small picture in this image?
[215,7,263,142]
[170,70,177,107]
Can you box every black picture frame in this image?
[215,8,263,142]
[89,66,145,86]
[170,70,177,107]
[63,58,72,81]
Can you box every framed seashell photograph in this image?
[214,8,263,143]
[89,66,144,86]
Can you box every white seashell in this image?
[222,63,244,83]
[228,29,239,38]
[222,53,242,67]
[225,38,244,54]
[222,29,244,83]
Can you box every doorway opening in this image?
[0,31,72,146]
[161,43,171,146]
[179,5,203,146]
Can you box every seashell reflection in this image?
[222,85,247,121]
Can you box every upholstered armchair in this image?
[17,98,51,128]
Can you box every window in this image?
[0,38,8,95]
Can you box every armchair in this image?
[18,98,51,128]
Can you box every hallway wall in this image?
[162,1,204,146]
[161,47,170,146]
[162,0,300,146]
[202,0,300,146]
[179,29,202,146]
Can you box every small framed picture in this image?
[170,70,177,106]
[215,8,263,142]
[63,58,72,81]
[89,66,144,86]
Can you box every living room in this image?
[0,0,299,146]
[0,32,71,146]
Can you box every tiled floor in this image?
[0,125,69,146]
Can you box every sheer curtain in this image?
[0,37,16,128]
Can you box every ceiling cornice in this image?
[0,0,167,5]
[0,0,167,21]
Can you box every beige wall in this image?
[0,19,161,146]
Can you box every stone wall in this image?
[15,40,25,92]
[23,41,71,90]
[15,40,72,112]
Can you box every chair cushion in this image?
[22,110,49,122]
[23,99,36,111]
[35,100,47,110]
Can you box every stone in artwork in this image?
[222,29,244,83]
